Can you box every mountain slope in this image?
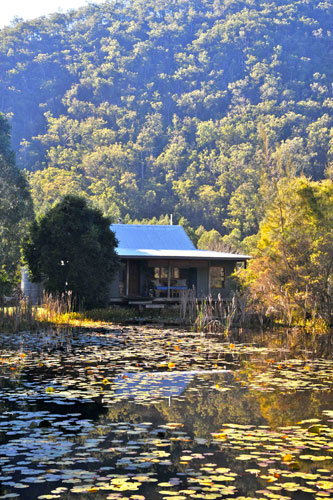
[0,0,332,238]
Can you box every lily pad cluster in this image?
[211,418,333,499]
[0,327,332,500]
[245,359,333,393]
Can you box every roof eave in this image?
[116,253,251,261]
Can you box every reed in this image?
[0,298,38,333]
[37,291,74,323]
[179,287,196,324]
[179,290,249,335]
[0,291,75,332]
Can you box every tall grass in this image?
[37,291,74,323]
[179,290,248,335]
[179,287,196,325]
[0,293,142,332]
[0,292,75,333]
[0,298,38,333]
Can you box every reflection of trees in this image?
[78,390,266,500]
[258,390,333,428]
[104,401,164,426]
[99,367,333,442]
[99,373,265,440]
[158,381,265,439]
[237,357,333,428]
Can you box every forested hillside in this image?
[0,0,332,247]
[0,115,33,281]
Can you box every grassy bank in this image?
[1,296,331,358]
[0,298,182,332]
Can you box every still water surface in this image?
[0,327,332,500]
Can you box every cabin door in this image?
[128,261,140,296]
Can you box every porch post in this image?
[126,260,129,296]
[167,261,171,298]
[208,261,211,295]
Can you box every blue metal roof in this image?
[110,224,250,260]
[110,224,196,251]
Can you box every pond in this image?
[0,326,332,500]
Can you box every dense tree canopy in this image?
[0,114,33,281]
[242,177,333,324]
[22,195,119,308]
[0,0,331,245]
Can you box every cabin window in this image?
[154,266,180,280]
[209,266,225,288]
[161,267,168,279]
[154,267,168,279]
[173,267,180,279]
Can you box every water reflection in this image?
[0,328,332,500]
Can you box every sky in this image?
[0,0,107,29]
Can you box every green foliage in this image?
[197,229,223,250]
[125,214,172,226]
[0,0,331,237]
[242,177,333,324]
[22,195,119,309]
[0,268,11,303]
[197,227,244,253]
[0,114,33,281]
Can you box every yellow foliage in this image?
[240,177,333,325]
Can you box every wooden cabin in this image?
[109,224,249,304]
[21,223,250,305]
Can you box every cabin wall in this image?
[109,259,239,300]
[224,261,236,296]
[209,260,237,299]
[109,269,121,298]
[21,267,43,304]
[139,261,148,296]
[197,263,209,297]
[197,261,236,298]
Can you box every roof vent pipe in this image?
[170,214,173,225]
